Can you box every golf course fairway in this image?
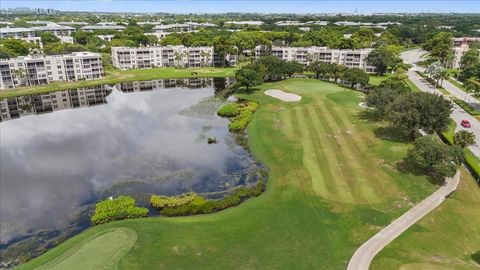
[17,79,480,270]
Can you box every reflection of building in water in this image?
[0,85,111,122]
[115,77,235,93]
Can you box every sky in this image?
[1,0,480,14]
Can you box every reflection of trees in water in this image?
[179,96,229,120]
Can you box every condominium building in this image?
[0,52,103,90]
[111,46,214,69]
[81,23,126,32]
[0,85,111,121]
[255,45,376,73]
[153,24,195,33]
[453,37,480,47]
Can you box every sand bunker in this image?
[264,89,302,102]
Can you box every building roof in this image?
[31,25,75,31]
[0,27,34,33]
[153,23,193,30]
[224,20,264,26]
[81,25,126,30]
[58,21,89,26]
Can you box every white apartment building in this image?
[255,45,376,73]
[0,85,111,121]
[153,24,194,33]
[111,46,214,69]
[453,37,480,47]
[0,52,103,90]
[81,24,126,32]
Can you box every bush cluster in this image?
[217,101,259,132]
[91,196,148,225]
[151,181,265,217]
[150,192,197,209]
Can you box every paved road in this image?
[347,171,460,270]
[401,49,480,157]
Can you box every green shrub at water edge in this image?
[150,192,197,209]
[217,103,241,117]
[91,196,148,225]
[156,181,265,217]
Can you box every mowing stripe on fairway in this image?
[319,100,391,202]
[310,102,372,203]
[36,228,137,270]
[296,105,356,203]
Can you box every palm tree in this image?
[14,68,27,87]
[174,51,185,68]
[454,130,476,148]
[200,51,211,67]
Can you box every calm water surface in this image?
[0,78,262,263]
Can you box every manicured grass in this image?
[371,168,480,270]
[18,79,439,270]
[369,74,390,86]
[35,228,137,270]
[406,78,422,92]
[452,98,480,116]
[0,67,238,99]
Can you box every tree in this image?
[333,64,346,83]
[460,48,480,70]
[367,45,402,75]
[365,77,410,118]
[388,92,452,140]
[422,32,453,67]
[284,61,304,78]
[351,28,376,48]
[341,68,369,89]
[407,135,463,178]
[13,68,27,87]
[40,32,60,45]
[454,130,476,148]
[257,56,288,80]
[307,61,334,79]
[235,67,264,92]
[0,39,36,57]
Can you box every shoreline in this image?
[0,67,238,99]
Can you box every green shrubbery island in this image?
[218,101,259,132]
[150,181,265,217]
[91,196,148,225]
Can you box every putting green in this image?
[36,228,137,270]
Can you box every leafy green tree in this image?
[351,28,376,48]
[235,67,264,91]
[460,48,480,70]
[307,61,334,79]
[388,92,452,140]
[377,31,400,46]
[365,77,410,118]
[367,45,402,75]
[284,61,304,77]
[341,68,369,88]
[257,56,289,80]
[333,64,347,83]
[160,35,183,46]
[40,32,60,45]
[73,30,95,45]
[300,28,342,48]
[422,32,453,67]
[407,135,463,178]
[43,43,87,55]
[454,130,476,148]
[0,39,36,56]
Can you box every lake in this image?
[0,77,264,265]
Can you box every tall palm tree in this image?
[14,68,27,87]
[200,51,211,67]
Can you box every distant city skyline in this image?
[2,1,480,14]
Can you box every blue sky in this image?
[2,1,480,13]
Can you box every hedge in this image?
[218,101,258,132]
[91,196,148,225]
[452,98,480,116]
[439,122,480,183]
[151,181,265,217]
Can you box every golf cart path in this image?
[347,171,460,270]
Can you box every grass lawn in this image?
[369,74,390,86]
[371,168,480,270]
[0,67,238,99]
[17,78,467,270]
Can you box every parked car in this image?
[461,119,471,128]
